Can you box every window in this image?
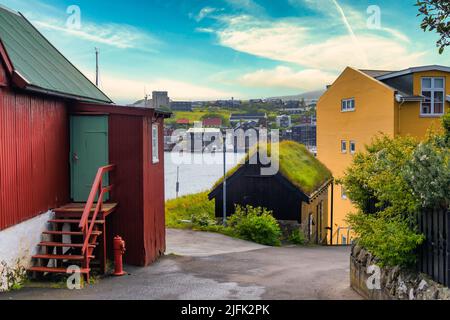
[350,141,356,154]
[341,187,348,200]
[152,123,159,163]
[341,140,347,153]
[341,98,355,112]
[421,77,445,116]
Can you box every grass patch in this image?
[212,141,332,195]
[166,194,302,247]
[166,108,234,124]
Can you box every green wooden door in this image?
[70,116,109,202]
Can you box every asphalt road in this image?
[0,229,360,300]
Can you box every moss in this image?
[212,141,332,195]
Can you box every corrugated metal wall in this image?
[0,87,70,231]
[143,116,166,265]
[108,114,144,265]
[108,113,166,266]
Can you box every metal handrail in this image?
[79,164,115,255]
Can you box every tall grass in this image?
[165,192,215,229]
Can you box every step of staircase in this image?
[43,230,102,236]
[37,242,97,248]
[32,254,95,261]
[49,219,105,225]
[28,266,90,274]
[53,203,118,216]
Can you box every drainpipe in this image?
[330,181,334,246]
[396,94,405,135]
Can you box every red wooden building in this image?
[0,5,169,284]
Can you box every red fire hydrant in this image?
[113,236,126,276]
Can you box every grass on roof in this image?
[212,141,332,195]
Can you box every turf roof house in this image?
[0,5,170,289]
[209,141,333,244]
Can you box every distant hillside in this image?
[268,89,326,102]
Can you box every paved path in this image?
[0,229,360,300]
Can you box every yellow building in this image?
[317,65,450,245]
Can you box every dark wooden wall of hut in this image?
[213,164,304,222]
[0,70,70,231]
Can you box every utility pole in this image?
[95,47,99,86]
[222,129,227,226]
[176,166,180,199]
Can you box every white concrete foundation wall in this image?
[0,211,54,291]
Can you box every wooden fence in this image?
[417,208,450,287]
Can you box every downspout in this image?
[396,94,405,136]
[330,180,334,246]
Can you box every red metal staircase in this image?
[28,165,116,283]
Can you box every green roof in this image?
[0,6,112,103]
[213,141,332,196]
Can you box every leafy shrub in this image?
[404,112,450,210]
[404,138,450,209]
[347,213,424,267]
[288,229,306,245]
[228,205,282,246]
[340,135,425,267]
[339,134,419,221]
[191,210,216,227]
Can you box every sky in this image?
[0,0,448,104]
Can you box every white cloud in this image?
[194,7,218,22]
[225,0,265,15]
[238,66,337,91]
[82,71,236,103]
[34,20,160,50]
[10,1,160,51]
[213,15,424,72]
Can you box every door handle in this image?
[73,153,79,162]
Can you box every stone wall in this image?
[350,244,450,300]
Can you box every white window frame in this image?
[341,98,355,112]
[152,123,159,164]
[341,140,347,153]
[350,140,356,154]
[421,77,445,117]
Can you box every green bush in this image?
[191,210,216,227]
[339,134,419,221]
[347,213,424,267]
[288,229,306,245]
[340,134,425,267]
[228,205,282,246]
[404,112,450,210]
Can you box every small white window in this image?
[341,187,348,200]
[421,77,445,116]
[341,140,347,153]
[152,123,159,164]
[341,98,355,112]
[350,141,356,154]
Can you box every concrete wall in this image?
[0,211,53,291]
